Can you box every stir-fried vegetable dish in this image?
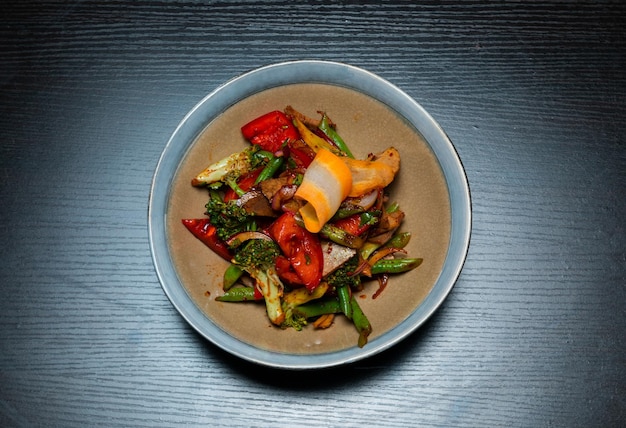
[182,106,422,347]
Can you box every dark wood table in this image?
[2,1,624,426]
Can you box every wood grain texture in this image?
[1,1,624,427]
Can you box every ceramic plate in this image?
[149,60,471,369]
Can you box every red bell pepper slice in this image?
[286,141,314,168]
[332,214,372,236]
[241,110,300,153]
[274,255,302,285]
[182,218,232,261]
[268,212,323,291]
[223,167,263,202]
[253,286,263,300]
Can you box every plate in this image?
[148,60,471,369]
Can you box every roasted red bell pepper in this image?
[182,218,232,261]
[273,255,302,285]
[223,167,263,202]
[286,140,314,168]
[332,213,373,236]
[241,110,300,153]
[268,211,323,291]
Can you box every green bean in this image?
[254,155,284,184]
[383,232,412,250]
[292,298,342,319]
[361,230,410,260]
[252,149,274,163]
[332,207,365,220]
[336,284,353,320]
[320,223,364,249]
[215,287,261,302]
[370,258,423,275]
[360,241,381,260]
[350,296,372,348]
[223,263,244,291]
[319,114,354,158]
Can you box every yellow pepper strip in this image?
[343,147,400,197]
[283,282,329,306]
[295,148,353,233]
[293,118,343,156]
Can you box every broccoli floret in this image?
[232,239,285,325]
[323,255,361,290]
[205,190,255,242]
[233,238,280,268]
[191,145,268,187]
[281,311,308,331]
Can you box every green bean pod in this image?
[331,207,365,220]
[360,241,381,260]
[223,263,244,291]
[336,284,353,320]
[292,298,342,319]
[319,114,354,158]
[350,296,372,348]
[320,223,364,249]
[383,232,412,250]
[252,149,274,163]
[215,287,261,302]
[370,258,423,275]
[254,155,284,184]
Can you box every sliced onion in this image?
[350,257,372,278]
[270,184,297,212]
[226,231,273,247]
[352,190,379,210]
[372,274,389,299]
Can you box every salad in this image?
[182,106,422,347]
